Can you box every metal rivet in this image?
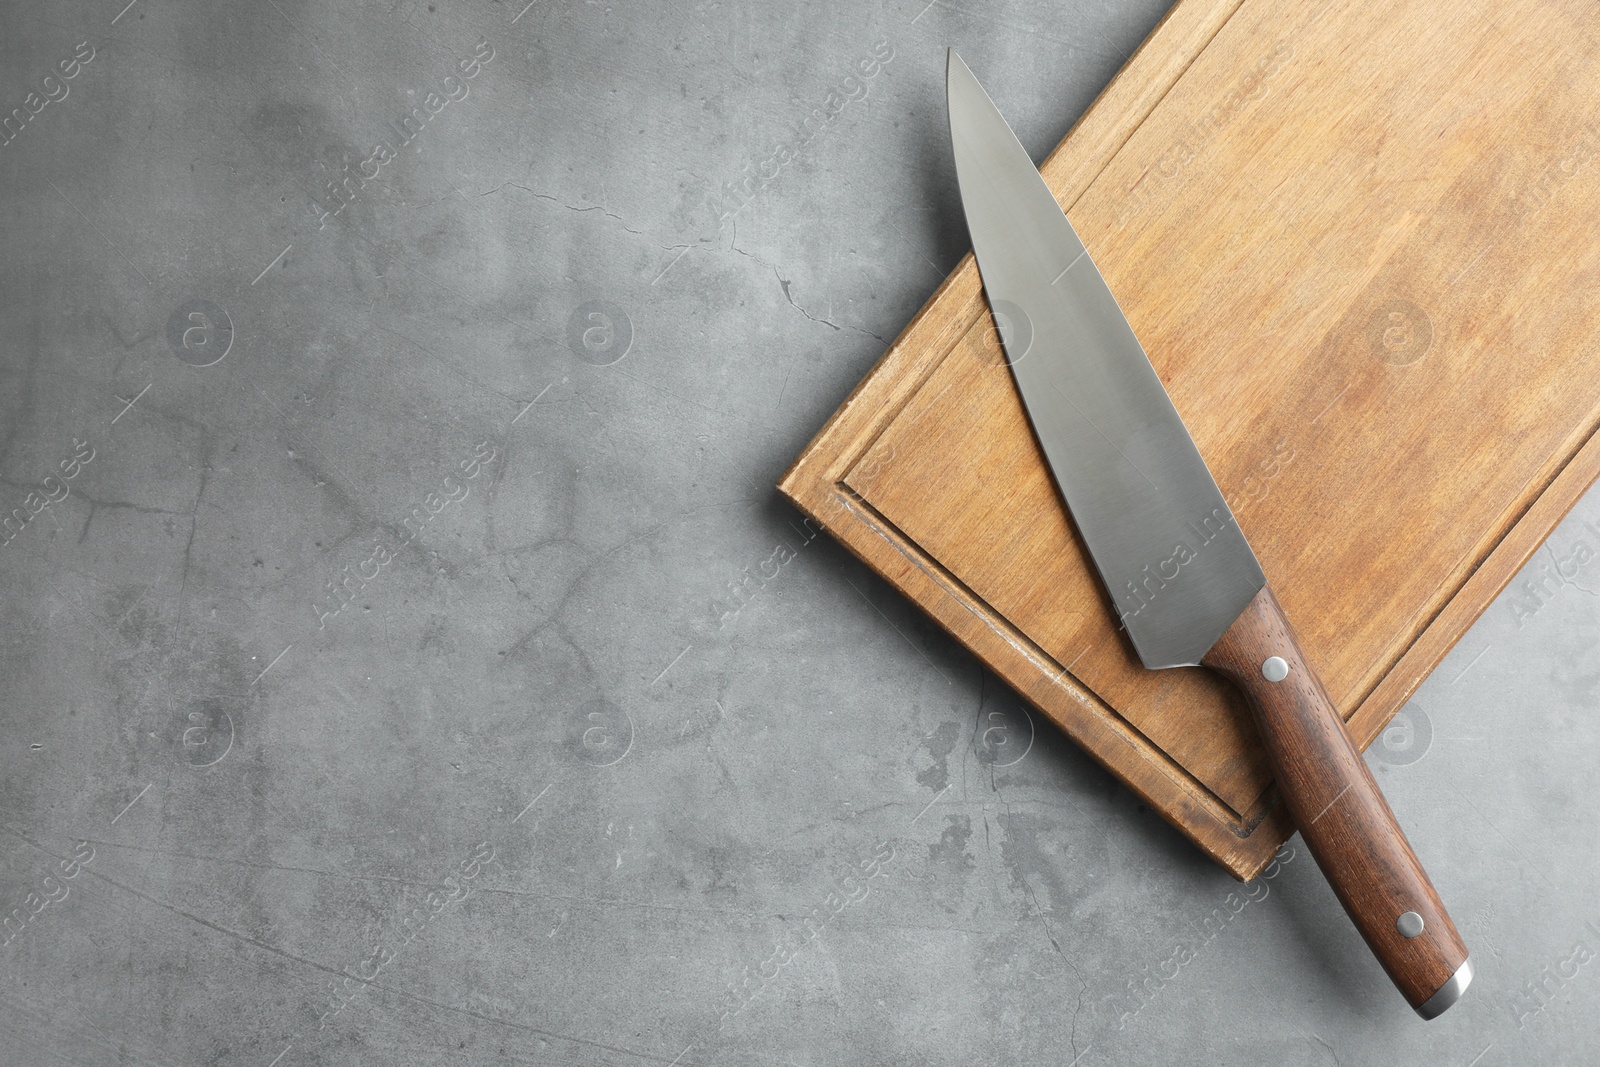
[1397,911,1425,938]
[1262,656,1290,683]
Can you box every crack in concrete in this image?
[0,482,182,520]
[474,181,647,236]
[728,242,890,344]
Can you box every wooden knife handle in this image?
[1201,585,1471,1017]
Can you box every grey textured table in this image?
[1,2,1596,1064]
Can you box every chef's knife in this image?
[946,49,1471,1018]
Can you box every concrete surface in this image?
[0,1,1596,1064]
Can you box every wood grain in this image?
[779,0,1600,878]
[1202,587,1469,1008]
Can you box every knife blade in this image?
[947,48,1471,1018]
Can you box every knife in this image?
[946,49,1471,1018]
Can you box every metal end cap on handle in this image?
[1415,957,1473,1020]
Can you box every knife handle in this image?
[1200,585,1471,1018]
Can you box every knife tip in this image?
[946,48,971,90]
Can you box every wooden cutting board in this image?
[779,0,1600,878]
